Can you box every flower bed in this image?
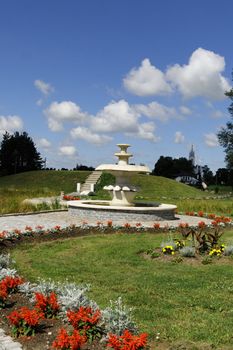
[0,253,148,349]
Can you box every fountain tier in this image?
[96,144,150,206]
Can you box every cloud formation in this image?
[123,58,172,96]
[174,131,185,144]
[92,100,139,133]
[71,127,112,145]
[34,79,54,95]
[59,145,77,156]
[204,133,219,147]
[123,48,230,101]
[133,102,177,122]
[44,101,89,131]
[0,115,23,135]
[37,138,51,149]
[166,48,231,100]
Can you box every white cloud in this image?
[204,133,219,147]
[133,102,177,122]
[210,110,225,119]
[44,101,89,132]
[0,115,23,135]
[34,79,54,95]
[70,127,112,145]
[92,100,139,133]
[179,106,192,115]
[174,131,185,144]
[37,138,51,149]
[123,58,172,96]
[59,145,77,156]
[166,48,231,100]
[126,122,160,142]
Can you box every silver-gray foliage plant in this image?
[180,246,196,257]
[0,253,11,269]
[102,297,137,336]
[224,245,233,256]
[0,268,17,280]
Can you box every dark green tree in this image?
[215,168,230,185]
[152,156,194,178]
[0,131,43,175]
[202,165,214,185]
[218,71,233,169]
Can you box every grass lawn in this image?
[0,170,90,213]
[1,170,233,215]
[11,229,233,348]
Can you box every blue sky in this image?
[0,0,232,171]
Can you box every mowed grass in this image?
[0,170,90,213]
[2,170,232,215]
[12,230,233,348]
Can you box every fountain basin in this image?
[68,200,177,223]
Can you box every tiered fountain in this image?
[68,144,177,224]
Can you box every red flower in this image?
[179,223,189,229]
[67,306,101,341]
[7,307,43,336]
[124,223,131,229]
[67,307,101,330]
[0,276,24,293]
[52,328,86,350]
[153,223,160,229]
[35,292,60,318]
[198,221,206,228]
[107,330,148,350]
[107,220,113,227]
[198,211,204,217]
[0,283,8,305]
[135,223,142,227]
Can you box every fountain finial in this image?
[114,144,132,165]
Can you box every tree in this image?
[215,168,230,185]
[218,71,233,169]
[202,165,214,185]
[152,156,194,178]
[0,131,43,175]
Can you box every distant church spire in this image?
[189,145,195,166]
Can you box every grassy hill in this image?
[0,170,220,214]
[0,170,91,214]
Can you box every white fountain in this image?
[68,144,177,224]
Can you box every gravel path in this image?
[0,210,213,231]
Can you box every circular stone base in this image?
[68,200,177,223]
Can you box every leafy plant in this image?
[106,329,148,350]
[35,291,60,318]
[7,307,43,337]
[102,297,138,336]
[0,253,11,269]
[179,246,195,257]
[67,306,102,341]
[52,328,87,350]
[224,245,233,256]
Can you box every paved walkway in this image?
[0,210,213,232]
[0,329,22,350]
